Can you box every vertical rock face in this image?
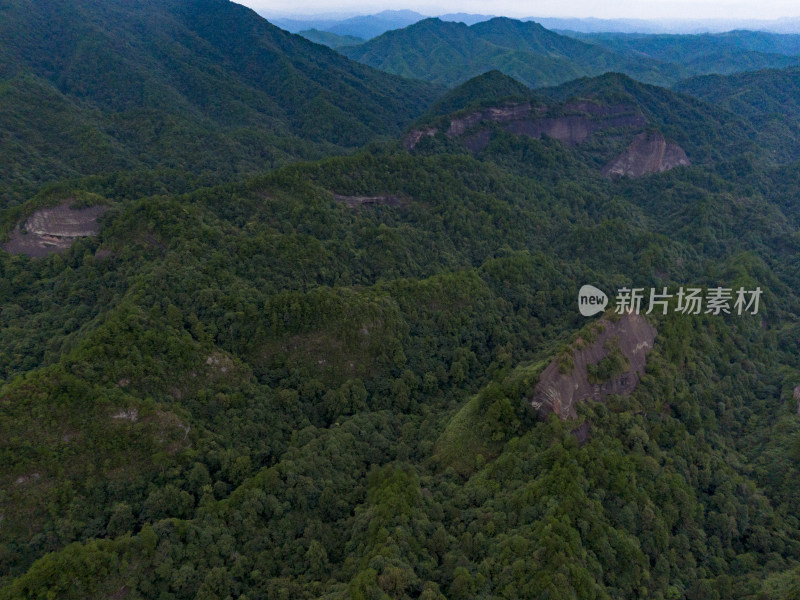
[504,111,647,147]
[403,101,649,152]
[530,312,657,420]
[446,103,533,136]
[602,131,690,178]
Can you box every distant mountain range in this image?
[270,9,428,38]
[336,17,800,89]
[568,31,800,75]
[533,17,800,35]
[268,10,800,39]
[338,18,683,88]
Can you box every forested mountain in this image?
[339,18,800,91]
[569,31,800,76]
[3,1,800,599]
[408,71,771,167]
[542,73,763,162]
[675,66,800,120]
[673,66,800,163]
[339,17,682,89]
[0,0,439,206]
[297,29,365,48]
[417,70,534,121]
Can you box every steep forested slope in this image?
[0,0,439,206]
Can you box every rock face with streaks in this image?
[446,103,533,136]
[3,202,107,257]
[602,131,690,178]
[530,312,657,420]
[403,101,648,151]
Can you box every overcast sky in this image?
[243,0,800,20]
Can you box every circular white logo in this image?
[578,284,608,317]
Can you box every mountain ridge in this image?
[339,17,681,89]
[0,0,441,205]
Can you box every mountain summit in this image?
[339,17,680,88]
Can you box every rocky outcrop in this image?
[403,104,536,149]
[602,131,690,178]
[562,101,632,116]
[3,202,107,257]
[794,385,800,415]
[504,112,646,147]
[446,103,533,136]
[402,127,437,150]
[403,101,648,152]
[530,312,657,420]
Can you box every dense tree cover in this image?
[417,71,534,123]
[338,18,800,91]
[0,0,440,207]
[675,67,800,121]
[338,17,681,89]
[674,67,800,163]
[567,30,800,77]
[2,2,800,596]
[3,130,800,596]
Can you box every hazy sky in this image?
[243,0,800,20]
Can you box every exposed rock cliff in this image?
[446,103,533,136]
[403,100,647,152]
[504,111,645,147]
[402,127,437,150]
[530,312,657,420]
[602,131,690,178]
[3,202,107,257]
